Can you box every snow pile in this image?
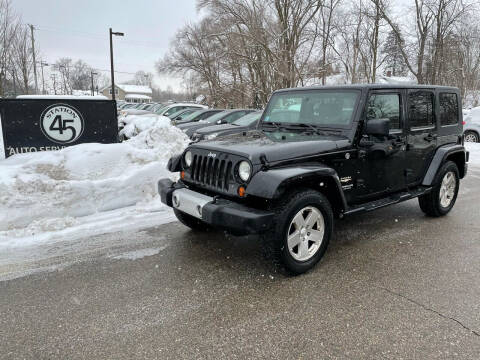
[119,114,171,139]
[466,142,480,166]
[16,95,108,100]
[0,118,189,243]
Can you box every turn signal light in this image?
[238,186,246,197]
[180,171,185,179]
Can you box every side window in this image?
[200,111,214,120]
[439,93,458,126]
[165,106,183,116]
[366,93,401,130]
[408,91,435,128]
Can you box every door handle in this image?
[424,133,437,142]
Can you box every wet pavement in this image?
[0,166,479,359]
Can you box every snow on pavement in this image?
[0,115,189,247]
[466,142,480,165]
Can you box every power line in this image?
[35,25,166,49]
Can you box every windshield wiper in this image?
[261,121,284,131]
[283,123,329,136]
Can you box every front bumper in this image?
[158,179,274,235]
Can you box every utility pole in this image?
[90,71,97,96]
[51,74,57,95]
[109,28,124,101]
[11,67,16,96]
[59,64,68,94]
[28,24,39,94]
[37,61,48,94]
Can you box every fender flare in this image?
[246,165,348,211]
[167,154,182,172]
[422,144,466,186]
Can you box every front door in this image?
[405,90,438,186]
[360,90,407,199]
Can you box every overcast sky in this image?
[13,0,199,91]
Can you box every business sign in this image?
[0,98,118,158]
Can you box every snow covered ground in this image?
[0,115,189,248]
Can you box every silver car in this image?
[464,108,480,142]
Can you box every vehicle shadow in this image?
[161,199,432,279]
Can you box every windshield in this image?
[203,111,230,124]
[171,108,196,119]
[178,110,204,122]
[232,111,262,126]
[154,105,170,114]
[262,90,359,128]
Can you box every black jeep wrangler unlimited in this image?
[158,85,469,275]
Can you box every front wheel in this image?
[262,189,333,275]
[418,161,460,217]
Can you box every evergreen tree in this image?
[382,30,408,77]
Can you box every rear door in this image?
[405,89,437,186]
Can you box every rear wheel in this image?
[173,208,211,231]
[262,189,333,275]
[464,131,479,143]
[418,161,459,217]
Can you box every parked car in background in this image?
[172,109,224,126]
[118,102,164,117]
[463,107,480,142]
[178,109,255,138]
[166,108,199,121]
[191,111,262,141]
[156,103,208,117]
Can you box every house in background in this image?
[100,84,152,103]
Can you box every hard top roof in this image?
[274,84,459,93]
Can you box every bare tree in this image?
[53,57,73,94]
[0,0,20,96]
[11,25,33,94]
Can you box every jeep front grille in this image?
[190,154,232,190]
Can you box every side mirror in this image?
[365,118,390,137]
[217,120,222,124]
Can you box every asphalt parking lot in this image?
[1,166,479,359]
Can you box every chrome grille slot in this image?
[188,154,232,191]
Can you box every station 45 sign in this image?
[0,98,118,158]
[40,104,85,144]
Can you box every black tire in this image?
[173,208,211,231]
[418,161,460,217]
[262,189,333,275]
[464,130,479,143]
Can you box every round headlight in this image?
[184,151,192,167]
[238,161,251,182]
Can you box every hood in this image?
[182,122,219,136]
[196,123,238,135]
[189,130,350,165]
[177,121,212,130]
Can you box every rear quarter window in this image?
[408,91,435,129]
[439,93,459,126]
